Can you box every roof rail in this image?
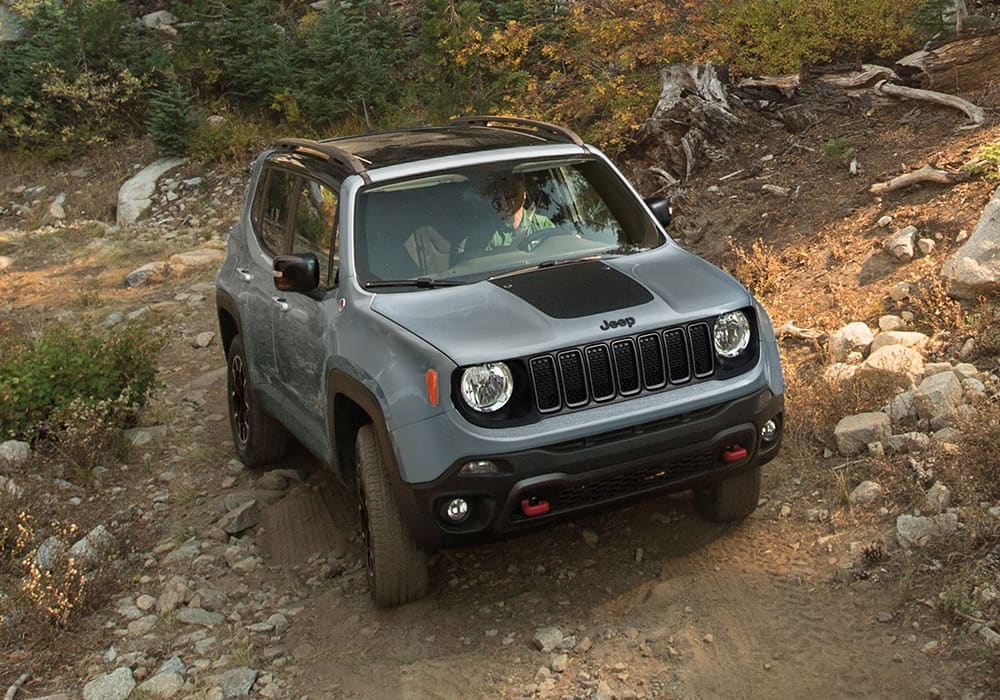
[274,138,371,183]
[449,116,584,145]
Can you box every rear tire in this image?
[226,335,290,467]
[356,423,428,607]
[695,465,762,523]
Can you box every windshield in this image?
[353,156,665,288]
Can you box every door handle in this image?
[236,267,252,281]
[272,297,289,312]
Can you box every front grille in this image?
[529,322,717,414]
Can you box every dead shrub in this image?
[727,236,785,301]
[783,356,901,460]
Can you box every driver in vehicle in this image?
[484,173,554,252]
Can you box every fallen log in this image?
[4,673,29,700]
[895,32,1000,94]
[873,80,985,125]
[870,163,970,195]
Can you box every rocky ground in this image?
[3,57,1000,699]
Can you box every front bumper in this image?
[393,387,783,549]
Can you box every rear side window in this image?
[253,168,296,254]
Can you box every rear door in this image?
[242,165,296,391]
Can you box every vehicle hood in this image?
[368,246,752,366]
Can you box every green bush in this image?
[147,80,198,156]
[0,0,164,152]
[0,321,163,442]
[294,0,409,125]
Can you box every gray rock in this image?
[83,667,135,700]
[887,225,917,261]
[890,282,913,301]
[918,238,935,255]
[0,474,21,498]
[550,653,569,673]
[141,10,178,29]
[256,472,288,491]
[532,627,564,653]
[925,482,951,514]
[877,215,893,228]
[886,390,916,425]
[162,538,200,563]
[69,524,117,569]
[870,331,930,354]
[885,432,930,454]
[103,311,125,328]
[878,315,905,332]
[48,193,66,221]
[217,667,257,698]
[193,331,215,348]
[828,322,873,363]
[125,261,168,287]
[834,413,891,456]
[849,481,883,506]
[942,185,1000,298]
[175,607,225,627]
[953,363,979,379]
[218,499,260,534]
[127,614,158,637]
[137,671,184,698]
[0,439,31,466]
[859,345,924,384]
[896,512,959,547]
[913,371,963,421]
[35,536,67,572]
[823,363,858,386]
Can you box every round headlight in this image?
[460,362,513,413]
[713,311,751,358]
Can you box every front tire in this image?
[356,423,428,606]
[226,335,290,467]
[695,465,762,523]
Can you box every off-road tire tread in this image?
[227,335,291,467]
[695,465,762,523]
[357,424,428,606]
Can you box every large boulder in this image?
[942,185,1000,298]
[117,157,187,226]
[828,322,874,363]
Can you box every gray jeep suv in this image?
[216,116,785,606]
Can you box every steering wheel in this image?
[516,222,577,251]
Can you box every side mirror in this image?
[644,196,672,229]
[274,253,319,293]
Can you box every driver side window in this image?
[291,178,339,287]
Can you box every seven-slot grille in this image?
[529,322,715,414]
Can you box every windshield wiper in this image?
[488,254,611,281]
[363,277,466,289]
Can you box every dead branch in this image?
[776,321,825,342]
[873,80,985,125]
[4,673,29,700]
[870,164,970,195]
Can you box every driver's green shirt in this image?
[486,209,555,251]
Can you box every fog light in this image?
[459,460,498,475]
[444,498,470,523]
[761,419,778,442]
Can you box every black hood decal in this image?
[490,261,654,319]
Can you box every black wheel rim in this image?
[230,354,250,446]
[357,475,376,587]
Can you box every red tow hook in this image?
[521,496,551,517]
[723,445,748,463]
